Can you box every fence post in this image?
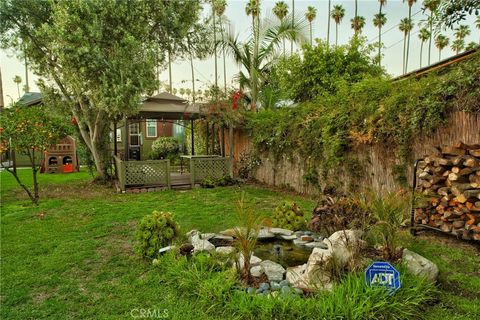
[190,158,195,188]
[228,157,233,178]
[117,157,126,192]
[166,159,171,189]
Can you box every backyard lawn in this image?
[1,170,479,319]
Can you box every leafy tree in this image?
[0,0,202,180]
[404,0,417,74]
[399,18,413,74]
[418,28,431,67]
[435,0,480,28]
[0,105,68,204]
[305,6,317,46]
[451,38,465,54]
[270,38,383,102]
[373,12,387,66]
[331,5,345,46]
[423,0,440,65]
[435,34,450,60]
[12,75,21,98]
[273,1,289,55]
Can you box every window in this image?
[146,119,157,138]
[116,128,122,142]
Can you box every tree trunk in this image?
[405,6,412,74]
[168,49,173,93]
[309,22,312,45]
[403,34,407,74]
[291,0,294,54]
[213,2,218,90]
[428,12,433,65]
[420,42,424,68]
[221,26,227,94]
[335,23,338,46]
[327,0,331,47]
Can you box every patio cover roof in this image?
[130,92,201,121]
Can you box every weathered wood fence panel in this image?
[226,111,480,195]
[190,157,232,187]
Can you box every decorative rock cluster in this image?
[246,280,303,296]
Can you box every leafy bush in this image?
[200,175,238,188]
[272,200,306,231]
[135,211,180,259]
[149,137,180,160]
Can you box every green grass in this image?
[1,170,479,319]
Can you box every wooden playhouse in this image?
[41,136,80,173]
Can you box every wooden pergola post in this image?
[205,121,209,155]
[190,119,195,155]
[113,121,118,156]
[124,117,129,160]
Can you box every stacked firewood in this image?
[414,142,480,241]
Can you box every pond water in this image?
[253,240,312,268]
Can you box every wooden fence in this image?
[114,156,170,192]
[225,111,480,195]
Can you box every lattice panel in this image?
[193,158,230,182]
[125,161,168,186]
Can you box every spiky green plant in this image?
[135,211,180,259]
[233,192,264,285]
[362,191,408,260]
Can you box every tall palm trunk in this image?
[213,3,218,91]
[291,0,294,54]
[335,22,339,45]
[168,49,173,93]
[403,34,407,74]
[378,4,383,67]
[251,11,259,111]
[327,0,331,46]
[405,6,412,73]
[420,41,424,68]
[428,12,433,65]
[309,21,313,45]
[221,24,227,94]
[438,48,442,61]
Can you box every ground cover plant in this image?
[1,170,479,319]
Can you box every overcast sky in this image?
[1,0,478,103]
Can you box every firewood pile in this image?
[414,142,480,241]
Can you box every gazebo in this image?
[112,92,232,192]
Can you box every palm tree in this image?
[418,27,431,68]
[399,18,413,74]
[214,0,228,94]
[375,0,387,67]
[245,0,261,111]
[291,0,295,54]
[435,34,449,61]
[476,16,480,43]
[305,6,317,45]
[351,16,366,34]
[404,0,416,74]
[351,0,364,35]
[373,12,387,66]
[273,1,289,55]
[465,41,477,50]
[327,0,331,46]
[331,5,345,46]
[451,39,465,55]
[220,14,306,111]
[13,75,21,98]
[423,0,440,65]
[454,25,471,41]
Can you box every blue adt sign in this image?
[365,262,401,294]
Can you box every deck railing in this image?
[190,157,232,187]
[113,156,170,191]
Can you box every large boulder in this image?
[325,229,365,267]
[260,260,286,282]
[402,249,439,283]
[257,228,275,240]
[237,253,262,270]
[190,232,215,253]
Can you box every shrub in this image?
[361,191,408,260]
[200,175,238,188]
[135,211,180,259]
[149,137,180,160]
[272,200,306,231]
